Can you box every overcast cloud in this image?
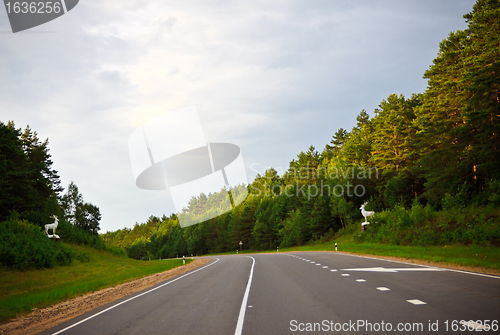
[0,0,475,232]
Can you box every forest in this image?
[0,121,109,269]
[102,0,500,260]
[1,0,499,265]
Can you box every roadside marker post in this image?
[183,255,185,264]
[335,243,337,252]
[239,240,243,252]
[277,247,279,252]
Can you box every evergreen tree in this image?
[371,94,421,173]
[355,109,370,130]
[415,0,500,201]
[0,122,61,225]
[329,128,348,151]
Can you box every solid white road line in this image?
[235,256,256,335]
[51,258,220,335]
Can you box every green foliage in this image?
[279,209,305,248]
[383,173,420,209]
[415,0,500,202]
[357,203,499,247]
[128,237,149,260]
[0,121,104,263]
[371,94,421,173]
[0,122,62,226]
[330,196,354,229]
[60,182,101,236]
[0,215,74,270]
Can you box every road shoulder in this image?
[0,258,210,335]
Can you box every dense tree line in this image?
[103,0,499,259]
[0,122,62,226]
[1,121,104,269]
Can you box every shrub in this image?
[0,215,74,270]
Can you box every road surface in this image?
[40,252,500,334]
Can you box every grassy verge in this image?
[0,244,191,323]
[209,218,500,272]
[210,242,500,271]
[280,241,500,270]
[278,206,500,271]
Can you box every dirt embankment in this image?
[0,258,210,335]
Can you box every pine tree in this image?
[415,0,500,201]
[355,109,370,130]
[370,94,421,173]
[0,122,61,225]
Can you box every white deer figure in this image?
[360,202,374,225]
[45,215,59,238]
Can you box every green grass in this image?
[0,244,191,323]
[209,219,500,272]
[275,226,500,271]
[280,241,500,270]
[210,242,500,271]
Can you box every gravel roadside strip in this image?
[0,258,210,335]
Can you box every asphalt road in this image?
[40,252,500,335]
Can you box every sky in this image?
[0,0,476,232]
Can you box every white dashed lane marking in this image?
[407,299,426,305]
[288,254,433,310]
